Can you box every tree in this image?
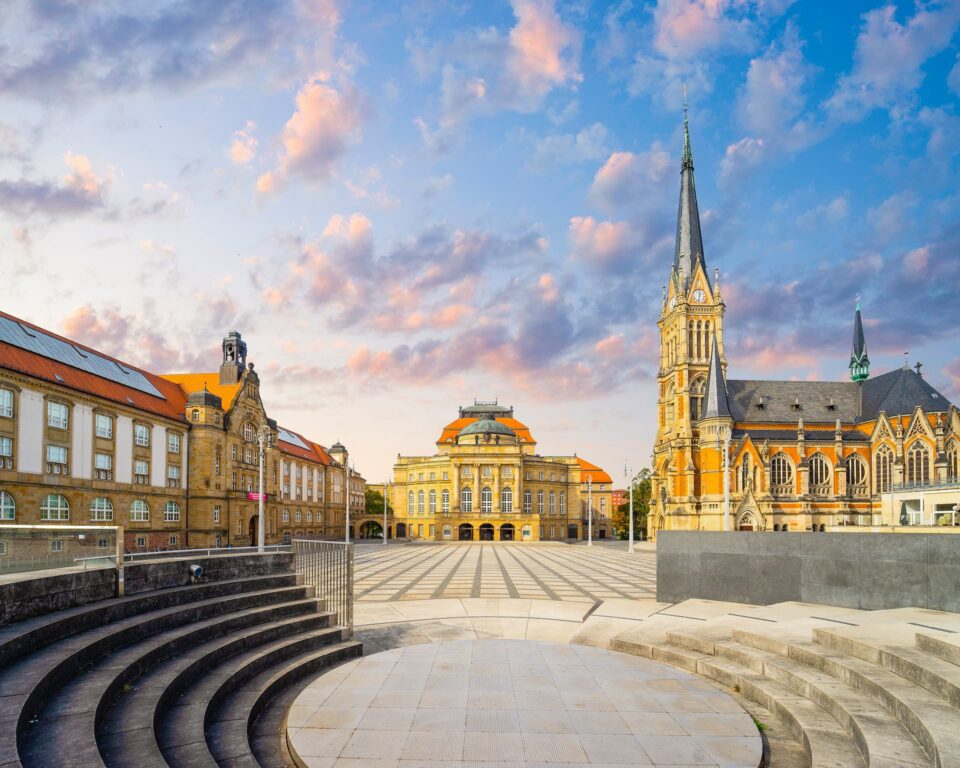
[612,468,652,540]
[365,487,394,516]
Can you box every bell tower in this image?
[219,331,247,385]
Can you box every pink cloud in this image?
[653,0,757,60]
[229,120,258,165]
[569,216,637,269]
[589,145,671,210]
[942,358,960,400]
[719,136,766,185]
[506,0,582,106]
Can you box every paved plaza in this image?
[353,542,657,603]
[288,639,763,767]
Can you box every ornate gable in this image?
[905,407,934,442]
[871,413,894,443]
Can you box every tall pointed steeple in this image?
[849,295,869,382]
[702,334,731,419]
[673,93,706,292]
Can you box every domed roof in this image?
[458,419,515,437]
[330,440,347,452]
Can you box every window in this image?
[95,413,113,439]
[283,508,290,523]
[808,454,830,494]
[163,502,181,522]
[504,467,513,478]
[441,489,450,514]
[549,491,556,515]
[95,453,113,480]
[501,486,513,513]
[231,472,237,490]
[0,491,14,520]
[168,432,181,453]
[40,494,69,520]
[739,454,751,492]
[0,389,12,418]
[906,441,931,485]
[47,401,68,429]
[461,486,473,513]
[213,505,221,523]
[418,472,424,481]
[429,489,436,514]
[295,509,302,523]
[537,490,544,515]
[167,465,181,487]
[408,491,415,514]
[134,459,149,484]
[0,435,13,468]
[246,448,252,464]
[46,444,68,474]
[231,444,238,461]
[136,536,146,548]
[600,497,607,513]
[244,423,255,442]
[442,471,448,481]
[538,472,544,481]
[875,445,893,493]
[417,490,425,514]
[482,466,491,477]
[306,510,312,522]
[130,499,149,521]
[215,446,221,476]
[169,535,178,547]
[770,453,793,492]
[192,409,200,422]
[845,454,867,493]
[134,424,150,447]
[559,492,566,515]
[90,497,113,521]
[524,491,532,514]
[525,471,531,480]
[480,487,492,514]
[214,413,220,425]
[97,538,108,549]
[429,472,435,481]
[51,539,63,552]
[408,473,414,481]
[947,441,959,482]
[689,376,706,422]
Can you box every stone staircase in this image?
[610,602,960,768]
[0,557,361,768]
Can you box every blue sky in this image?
[2,0,959,483]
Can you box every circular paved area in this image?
[287,639,762,767]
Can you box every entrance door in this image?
[500,524,515,541]
[396,523,407,538]
[738,524,754,531]
[479,523,495,541]
[459,523,474,540]
[567,524,578,539]
[248,515,259,544]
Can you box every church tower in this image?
[653,101,726,528]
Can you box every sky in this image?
[2,0,959,485]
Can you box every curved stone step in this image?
[730,632,931,768]
[19,598,326,768]
[917,633,960,669]
[6,584,311,768]
[207,644,363,766]
[158,635,359,767]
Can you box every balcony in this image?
[771,484,793,497]
[808,484,831,497]
[0,457,14,470]
[95,469,113,481]
[46,462,69,476]
[891,478,960,493]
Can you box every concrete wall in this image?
[657,531,960,613]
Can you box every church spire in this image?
[702,334,731,419]
[673,90,706,291]
[849,295,870,382]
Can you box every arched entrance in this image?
[737,510,762,531]
[479,523,495,541]
[500,523,515,541]
[567,524,578,540]
[361,520,383,539]
[458,523,473,540]
[396,523,407,538]
[248,515,259,544]
[598,528,606,539]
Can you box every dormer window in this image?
[791,396,801,411]
[756,396,764,410]
[192,409,200,422]
[826,397,836,411]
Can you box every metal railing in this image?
[292,539,354,636]
[122,544,289,562]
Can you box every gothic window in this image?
[703,321,710,359]
[689,376,706,422]
[946,440,959,482]
[845,454,868,493]
[664,384,675,428]
[687,322,695,360]
[808,454,831,495]
[461,486,472,513]
[429,489,436,514]
[696,321,704,360]
[441,489,450,514]
[407,491,414,514]
[739,454,751,492]
[875,445,893,493]
[501,487,512,513]
[906,441,931,485]
[770,453,793,492]
[417,490,424,514]
[481,487,492,514]
[537,490,544,515]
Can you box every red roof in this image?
[577,457,612,484]
[0,311,187,422]
[438,416,536,444]
[276,427,336,467]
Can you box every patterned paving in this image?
[288,639,762,767]
[353,543,657,602]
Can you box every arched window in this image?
[481,487,492,514]
[163,501,181,521]
[770,453,793,493]
[687,321,694,361]
[501,486,512,513]
[906,441,931,485]
[90,497,113,521]
[696,320,703,360]
[703,321,710,359]
[461,486,473,513]
[40,494,70,521]
[429,489,436,514]
[191,409,200,422]
[417,490,424,514]
[689,376,706,422]
[875,445,893,493]
[0,491,15,520]
[441,489,450,514]
[131,499,149,521]
[947,441,959,482]
[808,454,831,495]
[537,489,544,515]
[739,454,751,492]
[407,491,414,514]
[664,383,675,428]
[845,454,867,494]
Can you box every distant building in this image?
[392,400,612,541]
[650,110,958,536]
[611,489,627,509]
[0,312,364,555]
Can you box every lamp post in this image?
[624,462,637,554]
[587,474,593,546]
[383,481,390,545]
[344,461,351,545]
[257,425,271,553]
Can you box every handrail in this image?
[123,544,289,561]
[291,540,353,636]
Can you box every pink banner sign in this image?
[247,492,267,501]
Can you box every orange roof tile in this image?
[0,312,187,422]
[577,457,612,484]
[437,416,536,445]
[160,373,242,411]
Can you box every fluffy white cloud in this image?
[532,123,609,166]
[229,121,258,165]
[504,0,582,108]
[589,145,672,211]
[719,136,767,186]
[569,216,640,270]
[739,24,810,140]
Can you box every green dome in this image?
[458,419,515,438]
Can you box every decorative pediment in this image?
[905,407,934,441]
[871,413,893,443]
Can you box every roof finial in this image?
[903,352,909,370]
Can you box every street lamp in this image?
[344,460,351,545]
[256,424,271,553]
[586,474,593,546]
[624,462,639,554]
[383,481,390,545]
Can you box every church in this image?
[649,112,959,536]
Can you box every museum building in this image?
[0,312,364,557]
[650,111,959,536]
[392,401,612,541]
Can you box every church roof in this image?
[459,419,515,437]
[860,367,951,419]
[702,335,731,419]
[726,380,857,424]
[673,107,707,292]
[731,428,871,443]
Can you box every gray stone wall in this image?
[657,532,960,612]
